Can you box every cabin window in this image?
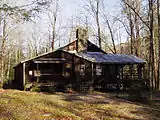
[79,64,85,76]
[29,71,33,75]
[96,64,102,76]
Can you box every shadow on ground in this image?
[58,90,160,120]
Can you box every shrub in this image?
[47,86,56,93]
[25,83,33,91]
[31,86,41,92]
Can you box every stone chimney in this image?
[76,27,88,52]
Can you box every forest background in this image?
[0,0,159,90]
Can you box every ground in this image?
[0,89,160,120]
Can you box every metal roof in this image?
[76,52,146,64]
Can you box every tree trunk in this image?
[157,0,160,90]
[96,1,102,49]
[6,53,11,80]
[124,0,135,54]
[149,0,155,90]
[51,15,56,51]
[0,14,7,84]
[51,0,59,51]
[129,15,135,54]
[134,0,141,57]
[106,19,116,54]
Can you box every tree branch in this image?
[122,0,150,29]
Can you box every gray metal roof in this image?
[76,52,146,64]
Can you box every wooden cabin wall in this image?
[38,50,61,59]
[74,56,92,82]
[14,64,24,90]
[61,51,93,91]
[74,57,93,91]
[25,62,36,84]
[38,63,64,85]
[24,51,64,86]
[62,40,105,53]
[62,41,77,51]
[61,51,76,84]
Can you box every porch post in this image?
[120,65,125,90]
[120,65,124,81]
[130,65,133,79]
[117,65,124,90]
[91,63,94,89]
[137,64,142,79]
[37,63,39,83]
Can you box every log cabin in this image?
[14,28,146,92]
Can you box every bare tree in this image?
[157,0,160,90]
[148,0,155,90]
[95,0,101,49]
[46,0,60,51]
[102,13,117,54]
[134,0,141,56]
[0,0,51,84]
[0,13,7,84]
[121,0,136,54]
[84,0,102,48]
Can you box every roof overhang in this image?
[34,58,66,64]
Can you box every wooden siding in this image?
[24,51,66,86]
[61,51,93,91]
[62,41,77,51]
[61,40,106,53]
[14,64,24,90]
